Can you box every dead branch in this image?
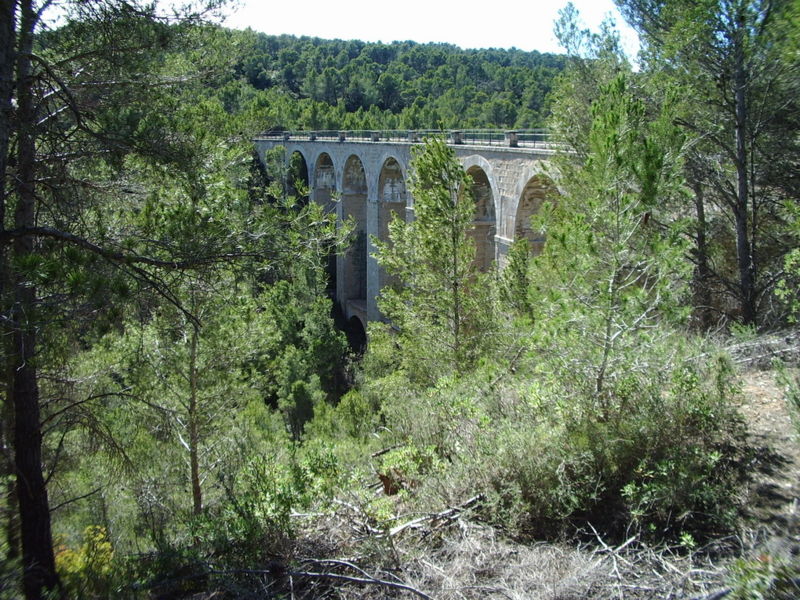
[371,443,406,459]
[389,494,484,537]
[288,569,433,600]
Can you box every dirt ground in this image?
[738,367,800,559]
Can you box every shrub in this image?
[727,555,800,600]
[55,526,116,599]
[376,340,746,543]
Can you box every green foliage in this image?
[726,555,800,600]
[376,338,744,540]
[372,136,498,383]
[55,526,115,599]
[198,444,340,563]
[533,73,691,401]
[225,32,566,129]
[362,70,745,544]
[27,14,349,582]
[500,238,537,320]
[616,0,800,326]
[776,200,800,321]
[4,7,774,598]
[549,2,631,156]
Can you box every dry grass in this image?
[286,507,742,600]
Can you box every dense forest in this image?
[208,29,566,131]
[1,1,799,599]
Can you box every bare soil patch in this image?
[738,367,800,558]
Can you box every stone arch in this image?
[312,153,336,214]
[514,173,557,254]
[288,150,309,203]
[508,162,557,231]
[376,156,407,293]
[465,164,497,272]
[341,155,368,303]
[460,155,500,219]
[312,153,337,295]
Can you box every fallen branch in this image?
[208,563,431,598]
[288,569,433,599]
[389,494,484,537]
[371,443,405,459]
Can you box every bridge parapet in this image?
[256,129,560,150]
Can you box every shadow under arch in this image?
[346,316,367,355]
[341,155,368,304]
[288,150,310,204]
[465,164,497,271]
[515,173,557,254]
[313,152,337,296]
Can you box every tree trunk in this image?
[733,7,756,325]
[0,0,14,211]
[691,179,715,328]
[0,18,16,535]
[0,0,17,565]
[189,324,202,516]
[2,373,18,560]
[12,2,62,597]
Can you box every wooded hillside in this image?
[216,29,566,129]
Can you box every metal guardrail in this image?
[254,129,561,150]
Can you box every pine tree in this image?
[615,0,800,325]
[373,136,496,383]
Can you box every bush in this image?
[195,443,340,565]
[55,526,116,599]
[727,555,800,600]
[373,339,745,543]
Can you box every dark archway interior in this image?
[346,316,367,354]
[288,151,309,204]
[342,156,368,301]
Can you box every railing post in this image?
[309,131,317,141]
[450,130,463,145]
[338,131,346,142]
[370,131,380,142]
[408,130,417,143]
[282,132,290,142]
[505,130,518,148]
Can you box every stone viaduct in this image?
[254,130,558,335]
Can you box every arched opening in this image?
[312,153,336,214]
[260,145,288,202]
[342,155,368,304]
[313,153,337,295]
[466,166,496,272]
[346,316,367,354]
[377,157,406,293]
[515,175,554,254]
[288,151,309,204]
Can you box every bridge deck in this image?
[255,128,563,151]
